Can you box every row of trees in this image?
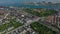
[24,8,56,17]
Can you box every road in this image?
[0,13,9,21]
[6,18,40,34]
[0,13,10,34]
[38,20,60,32]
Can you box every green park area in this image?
[24,8,56,17]
[30,22,59,34]
[0,18,23,32]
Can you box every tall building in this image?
[46,15,60,28]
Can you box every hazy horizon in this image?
[0,0,60,4]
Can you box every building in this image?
[46,15,60,28]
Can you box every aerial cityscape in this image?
[0,0,60,34]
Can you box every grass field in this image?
[30,22,59,34]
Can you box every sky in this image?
[0,0,60,4]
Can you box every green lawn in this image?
[30,22,59,34]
